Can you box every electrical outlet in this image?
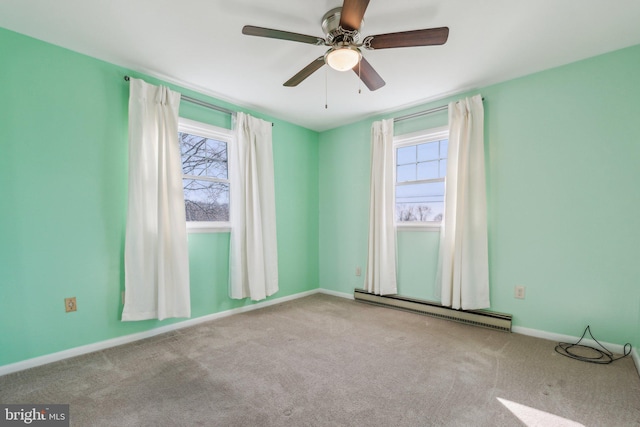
[514,286,526,299]
[355,266,361,277]
[65,297,77,312]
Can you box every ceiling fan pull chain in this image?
[325,67,328,109]
[358,60,362,94]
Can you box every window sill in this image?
[396,222,441,232]
[187,222,231,234]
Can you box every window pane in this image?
[396,181,444,222]
[397,164,416,182]
[417,142,438,162]
[440,139,448,157]
[183,179,229,222]
[180,133,205,173]
[205,139,228,179]
[439,159,447,178]
[417,160,438,180]
[397,145,416,165]
[179,132,227,179]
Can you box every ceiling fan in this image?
[242,0,449,91]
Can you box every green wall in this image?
[319,44,640,348]
[0,27,319,367]
[1,24,638,369]
[482,45,640,347]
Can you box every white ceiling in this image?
[1,0,640,131]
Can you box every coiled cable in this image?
[555,325,632,364]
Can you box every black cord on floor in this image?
[554,325,632,364]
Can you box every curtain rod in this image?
[393,97,485,123]
[124,76,236,117]
[394,105,448,123]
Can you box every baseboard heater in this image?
[354,289,512,332]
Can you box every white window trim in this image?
[394,125,449,232]
[397,222,442,232]
[178,118,233,233]
[394,126,449,148]
[186,222,231,233]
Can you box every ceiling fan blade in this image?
[353,57,385,91]
[364,27,449,49]
[284,57,326,87]
[339,0,370,31]
[242,25,324,45]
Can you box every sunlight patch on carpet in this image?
[497,397,585,427]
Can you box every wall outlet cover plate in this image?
[65,297,77,312]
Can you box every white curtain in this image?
[123,78,190,321]
[436,94,489,310]
[229,112,278,301]
[364,119,398,295]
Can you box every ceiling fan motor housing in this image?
[322,7,362,44]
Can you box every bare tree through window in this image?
[179,132,229,222]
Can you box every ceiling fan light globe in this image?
[326,47,361,72]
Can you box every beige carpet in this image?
[1,294,639,426]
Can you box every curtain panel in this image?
[229,112,279,301]
[123,78,191,321]
[436,94,489,310]
[365,118,398,295]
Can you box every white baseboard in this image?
[317,288,354,300]
[632,348,640,378]
[0,288,321,377]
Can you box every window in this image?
[395,126,449,227]
[178,118,232,231]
